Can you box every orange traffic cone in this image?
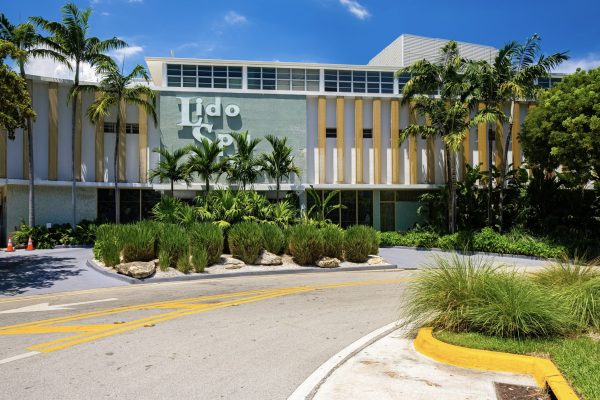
[6,237,14,252]
[26,236,34,251]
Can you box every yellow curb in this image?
[414,328,579,400]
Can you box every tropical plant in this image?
[344,225,378,263]
[120,221,157,262]
[157,223,187,271]
[260,223,285,255]
[186,138,227,195]
[398,41,476,233]
[287,224,323,265]
[469,35,568,229]
[151,196,185,224]
[269,200,297,227]
[188,222,223,265]
[77,61,156,223]
[260,134,301,201]
[321,224,345,259]
[306,187,344,223]
[226,130,262,190]
[1,15,65,226]
[148,146,191,196]
[32,2,126,227]
[227,221,263,264]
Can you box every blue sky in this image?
[3,0,600,77]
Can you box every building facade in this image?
[0,34,560,241]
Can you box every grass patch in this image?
[435,330,600,400]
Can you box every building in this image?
[0,34,561,241]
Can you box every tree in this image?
[398,41,476,233]
[0,41,35,139]
[521,67,600,188]
[469,35,568,230]
[148,146,190,197]
[32,3,126,227]
[306,186,344,223]
[226,131,262,190]
[186,138,227,195]
[261,134,301,201]
[77,61,156,223]
[1,15,65,226]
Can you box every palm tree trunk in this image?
[445,145,456,233]
[498,100,515,232]
[205,176,210,196]
[170,180,174,197]
[114,112,120,224]
[71,62,80,228]
[276,178,280,202]
[19,64,35,227]
[487,126,494,226]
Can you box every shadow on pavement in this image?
[0,254,85,296]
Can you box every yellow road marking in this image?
[0,278,410,355]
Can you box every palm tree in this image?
[398,41,476,233]
[76,60,156,223]
[469,35,568,230]
[306,186,345,223]
[0,15,65,226]
[261,134,301,202]
[186,138,227,195]
[32,3,126,227]
[226,131,262,190]
[148,146,191,197]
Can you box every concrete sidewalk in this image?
[313,328,538,400]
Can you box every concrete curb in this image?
[380,245,553,262]
[86,259,400,285]
[414,328,579,400]
[288,322,401,400]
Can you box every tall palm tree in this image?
[186,138,227,195]
[261,134,301,202]
[398,41,476,233]
[226,130,262,190]
[32,3,126,227]
[469,35,568,230]
[75,60,156,223]
[0,15,65,226]
[148,146,190,197]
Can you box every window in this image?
[166,64,242,89]
[103,122,116,133]
[357,191,373,226]
[340,191,357,228]
[326,128,337,138]
[324,69,395,93]
[248,67,319,91]
[103,123,139,134]
[397,72,411,91]
[363,128,373,139]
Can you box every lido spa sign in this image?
[176,97,240,150]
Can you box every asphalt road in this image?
[0,269,412,400]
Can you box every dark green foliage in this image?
[190,246,208,273]
[176,249,192,274]
[188,223,223,265]
[321,224,344,259]
[227,222,264,264]
[120,221,158,262]
[287,224,323,265]
[260,224,285,255]
[11,219,97,249]
[93,224,125,267]
[379,230,439,248]
[344,225,378,263]
[158,224,188,271]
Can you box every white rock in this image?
[367,256,385,265]
[316,257,340,268]
[254,250,283,266]
[115,261,156,279]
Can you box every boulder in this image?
[115,261,156,279]
[220,255,245,269]
[367,256,385,265]
[316,257,340,268]
[254,250,282,266]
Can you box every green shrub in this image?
[472,228,512,254]
[158,224,188,271]
[189,223,223,265]
[94,224,125,267]
[533,258,600,288]
[561,277,600,330]
[344,225,378,263]
[120,221,158,262]
[288,224,323,265]
[176,250,192,274]
[260,224,285,255]
[471,228,566,258]
[190,246,208,273]
[228,222,264,264]
[321,224,344,259]
[378,231,402,247]
[437,231,473,251]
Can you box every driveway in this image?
[0,248,126,297]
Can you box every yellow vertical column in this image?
[354,97,364,184]
[425,116,435,183]
[390,98,400,184]
[317,96,327,184]
[118,100,127,182]
[408,103,418,184]
[336,97,345,183]
[74,94,83,181]
[511,102,521,169]
[0,129,6,178]
[477,102,488,171]
[372,98,382,184]
[94,91,104,182]
[48,82,59,180]
[23,80,33,179]
[138,102,148,183]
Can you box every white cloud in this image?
[224,11,247,25]
[554,54,600,73]
[128,0,143,3]
[339,0,370,20]
[100,11,110,16]
[109,45,144,65]
[24,57,102,82]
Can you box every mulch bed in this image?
[494,382,551,400]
